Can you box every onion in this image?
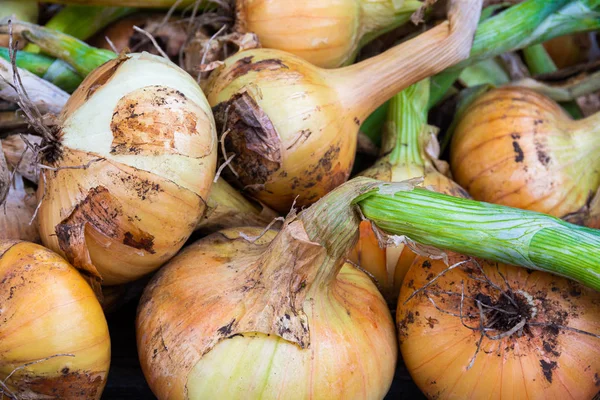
[450,87,600,224]
[0,240,110,399]
[397,253,600,399]
[349,80,470,304]
[137,180,397,399]
[543,33,594,69]
[37,52,217,286]
[206,0,481,212]
[235,0,422,68]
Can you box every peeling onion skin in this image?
[0,176,39,243]
[397,254,600,400]
[137,227,397,400]
[450,87,600,221]
[206,50,357,212]
[0,240,111,399]
[37,52,217,285]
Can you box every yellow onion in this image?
[397,253,600,399]
[450,87,600,223]
[0,240,110,399]
[349,79,470,304]
[235,0,422,68]
[543,33,593,69]
[137,180,397,399]
[206,1,481,212]
[37,52,217,286]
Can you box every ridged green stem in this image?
[352,178,600,291]
[24,5,136,53]
[0,48,82,92]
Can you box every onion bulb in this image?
[349,80,470,304]
[37,52,217,286]
[397,253,600,399]
[450,87,600,224]
[0,240,110,399]
[206,0,481,212]
[235,0,423,68]
[137,180,397,399]
[543,33,594,69]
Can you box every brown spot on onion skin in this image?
[56,186,156,285]
[540,359,558,383]
[110,85,205,157]
[213,90,282,186]
[221,56,289,82]
[12,370,105,399]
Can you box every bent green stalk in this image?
[354,180,600,292]
[0,48,82,92]
[24,5,136,53]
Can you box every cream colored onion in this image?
[37,52,217,286]
[137,225,397,400]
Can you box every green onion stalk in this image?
[0,48,81,92]
[24,5,136,54]
[361,0,600,141]
[523,43,583,118]
[301,177,600,293]
[42,0,205,9]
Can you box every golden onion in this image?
[450,87,600,224]
[206,1,481,212]
[0,240,110,399]
[137,179,398,399]
[235,0,422,68]
[37,52,217,286]
[398,253,600,399]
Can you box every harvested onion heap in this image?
[0,240,111,399]
[206,0,482,212]
[235,0,423,68]
[349,79,470,303]
[398,254,600,399]
[137,179,398,400]
[36,52,217,286]
[450,87,600,226]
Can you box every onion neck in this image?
[384,79,430,170]
[299,179,382,286]
[358,0,422,47]
[331,0,482,120]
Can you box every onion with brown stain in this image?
[137,179,397,399]
[450,87,600,224]
[0,240,111,399]
[37,52,217,287]
[397,253,600,399]
[206,0,482,212]
[235,0,422,68]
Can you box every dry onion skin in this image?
[349,80,470,304]
[235,0,422,69]
[397,254,600,399]
[37,52,217,286]
[0,240,111,399]
[0,174,39,242]
[206,0,481,212]
[450,87,600,223]
[137,179,398,399]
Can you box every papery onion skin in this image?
[206,49,356,212]
[137,227,397,400]
[0,240,111,399]
[450,87,600,220]
[397,254,600,400]
[0,176,39,242]
[38,52,217,285]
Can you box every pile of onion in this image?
[0,240,110,399]
[206,0,482,212]
[136,180,397,399]
[235,0,423,68]
[450,87,600,226]
[37,52,217,287]
[349,79,470,304]
[397,253,600,399]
